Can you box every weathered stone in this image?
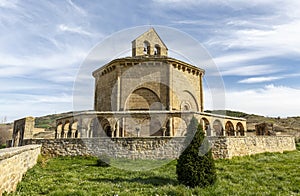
[14,136,296,160]
[0,145,41,195]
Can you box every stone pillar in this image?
[122,118,125,137]
[168,117,173,136]
[116,121,120,137]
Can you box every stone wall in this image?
[22,137,186,159]
[19,136,296,160]
[0,145,41,195]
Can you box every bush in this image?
[96,154,110,167]
[176,117,216,188]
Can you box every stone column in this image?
[168,117,173,136]
[116,121,120,137]
[122,118,125,137]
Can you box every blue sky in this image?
[1,0,300,122]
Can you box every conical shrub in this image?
[176,117,216,188]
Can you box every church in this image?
[55,28,247,139]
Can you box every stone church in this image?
[55,28,246,139]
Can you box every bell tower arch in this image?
[132,28,168,57]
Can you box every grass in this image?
[8,147,300,196]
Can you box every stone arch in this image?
[180,101,192,111]
[56,123,63,138]
[213,119,223,136]
[182,90,199,111]
[125,87,161,110]
[62,121,70,138]
[168,117,187,136]
[200,117,210,136]
[154,44,161,55]
[143,40,150,55]
[90,117,112,138]
[225,121,235,136]
[236,122,245,136]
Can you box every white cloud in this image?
[224,84,300,117]
[0,93,73,122]
[220,64,281,76]
[204,84,300,117]
[0,0,18,9]
[0,47,87,78]
[58,24,93,36]
[238,76,282,84]
[66,0,86,16]
[213,51,280,67]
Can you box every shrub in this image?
[96,154,110,167]
[176,117,217,188]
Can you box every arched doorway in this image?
[200,118,210,136]
[213,120,223,136]
[167,117,187,136]
[225,121,235,136]
[90,117,112,138]
[236,122,245,136]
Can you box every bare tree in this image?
[0,124,12,147]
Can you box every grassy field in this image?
[8,147,300,196]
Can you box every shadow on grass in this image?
[88,176,178,186]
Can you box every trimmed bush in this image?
[176,117,216,188]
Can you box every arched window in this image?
[225,121,235,136]
[236,122,245,136]
[154,44,161,55]
[213,120,223,136]
[143,41,150,55]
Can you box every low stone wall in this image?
[0,145,41,195]
[19,136,296,160]
[224,136,296,159]
[22,137,186,159]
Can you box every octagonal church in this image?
[55,28,247,139]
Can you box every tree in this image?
[176,117,216,188]
[0,126,11,148]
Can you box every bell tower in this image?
[132,28,168,57]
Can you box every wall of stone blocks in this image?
[20,136,296,160]
[0,145,41,195]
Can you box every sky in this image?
[1,0,300,122]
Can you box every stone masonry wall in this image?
[0,145,41,195]
[20,136,296,160]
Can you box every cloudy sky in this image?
[1,0,300,122]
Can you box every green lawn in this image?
[9,148,300,196]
